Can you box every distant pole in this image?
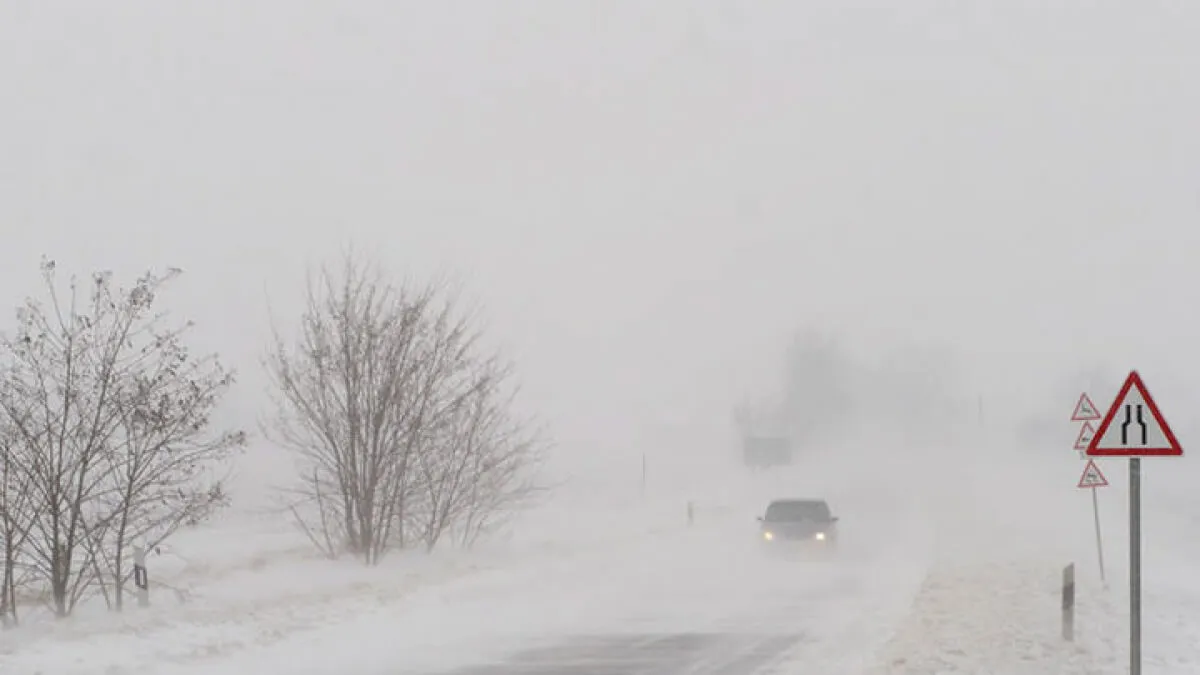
[1130,458,1142,675]
[641,453,646,497]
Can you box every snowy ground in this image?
[0,473,747,675]
[859,439,1200,675]
[143,489,932,675]
[868,560,1121,675]
[3,439,1198,674]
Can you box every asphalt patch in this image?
[432,632,806,675]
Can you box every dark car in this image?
[757,498,839,551]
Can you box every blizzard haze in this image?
[3,3,1200,674]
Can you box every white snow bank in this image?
[866,560,1122,675]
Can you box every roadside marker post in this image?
[133,543,150,608]
[1062,562,1076,642]
[1086,371,1183,675]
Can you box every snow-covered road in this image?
[13,457,1182,675]
[116,492,931,675]
[30,459,916,675]
[406,503,931,675]
[435,632,807,675]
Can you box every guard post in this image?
[133,544,149,607]
[1061,562,1075,641]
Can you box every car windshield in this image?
[765,500,830,521]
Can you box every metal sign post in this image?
[1092,487,1106,586]
[1072,396,1107,584]
[1085,371,1183,675]
[1077,459,1109,585]
[1129,457,1141,674]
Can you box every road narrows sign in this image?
[1072,393,1102,421]
[1086,371,1182,457]
[1078,459,1108,488]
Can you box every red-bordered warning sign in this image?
[1074,421,1097,451]
[1071,393,1101,421]
[1078,459,1108,488]
[1087,371,1182,457]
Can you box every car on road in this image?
[757,498,839,553]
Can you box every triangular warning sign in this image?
[1077,459,1108,488]
[1074,421,1096,450]
[1071,393,1101,421]
[1087,371,1183,457]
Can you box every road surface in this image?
[441,632,806,675]
[407,504,930,675]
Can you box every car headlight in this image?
[763,531,774,541]
[814,532,826,540]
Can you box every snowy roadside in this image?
[0,493,718,675]
[865,560,1122,675]
[854,476,1200,674]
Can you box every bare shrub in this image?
[265,253,544,564]
[0,260,242,616]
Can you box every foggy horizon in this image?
[8,5,1197,484]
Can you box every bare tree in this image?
[266,256,433,564]
[0,402,37,627]
[416,358,545,551]
[98,341,243,611]
[0,260,241,617]
[266,253,544,564]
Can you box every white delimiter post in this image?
[133,544,149,608]
[1061,563,1075,642]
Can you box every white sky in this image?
[4,2,1200,487]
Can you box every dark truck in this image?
[742,435,793,468]
[757,498,839,552]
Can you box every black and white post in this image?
[133,544,149,608]
[1061,562,1075,642]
